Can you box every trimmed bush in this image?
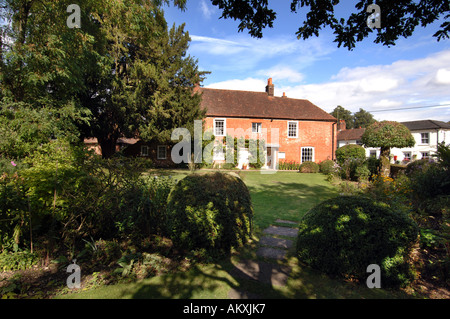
[166,172,253,256]
[299,161,319,173]
[319,160,335,174]
[296,195,419,287]
[335,144,366,164]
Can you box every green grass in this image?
[239,171,339,232]
[58,170,417,299]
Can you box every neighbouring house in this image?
[84,137,140,156]
[84,78,338,169]
[337,119,450,164]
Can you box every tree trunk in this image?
[380,147,391,177]
[99,136,118,159]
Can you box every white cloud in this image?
[434,68,450,85]
[257,66,305,83]
[206,77,266,92]
[190,34,335,75]
[200,0,216,19]
[206,49,450,122]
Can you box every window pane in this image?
[421,133,429,144]
[252,123,262,133]
[302,148,314,162]
[158,146,166,159]
[215,120,225,136]
[288,122,297,137]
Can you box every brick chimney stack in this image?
[266,78,274,97]
[339,119,346,131]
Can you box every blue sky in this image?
[163,1,450,122]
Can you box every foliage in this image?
[361,121,415,150]
[296,195,419,287]
[299,161,319,173]
[225,136,266,169]
[0,171,31,252]
[0,250,39,271]
[318,160,336,175]
[434,142,450,168]
[204,0,450,50]
[330,106,354,129]
[335,144,366,164]
[1,0,207,159]
[408,162,450,199]
[366,157,381,178]
[166,172,253,256]
[0,140,175,261]
[330,106,375,129]
[353,108,376,129]
[278,160,300,171]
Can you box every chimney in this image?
[266,78,274,97]
[339,119,346,131]
[282,92,287,98]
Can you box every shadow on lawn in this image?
[121,255,290,299]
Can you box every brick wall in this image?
[205,117,337,164]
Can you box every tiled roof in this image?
[337,128,365,141]
[198,88,337,122]
[401,120,450,131]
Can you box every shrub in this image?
[299,161,319,173]
[319,160,336,174]
[338,158,369,181]
[335,144,366,164]
[408,162,450,199]
[405,159,434,176]
[296,195,419,287]
[166,172,253,256]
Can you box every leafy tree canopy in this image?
[330,106,375,129]
[361,121,415,150]
[201,0,449,50]
[1,0,207,159]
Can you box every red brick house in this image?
[199,79,338,169]
[86,79,338,168]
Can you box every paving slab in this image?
[259,236,293,249]
[256,247,287,260]
[228,289,261,300]
[263,225,298,238]
[230,259,291,287]
[275,219,298,225]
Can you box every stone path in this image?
[228,219,298,299]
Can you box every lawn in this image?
[57,170,415,300]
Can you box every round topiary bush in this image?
[335,144,366,164]
[299,161,319,173]
[166,172,253,256]
[296,195,419,287]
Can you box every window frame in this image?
[301,147,315,163]
[252,122,262,134]
[214,118,226,137]
[157,145,167,160]
[421,132,430,144]
[421,151,430,159]
[141,145,149,157]
[287,121,299,138]
[403,151,412,161]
